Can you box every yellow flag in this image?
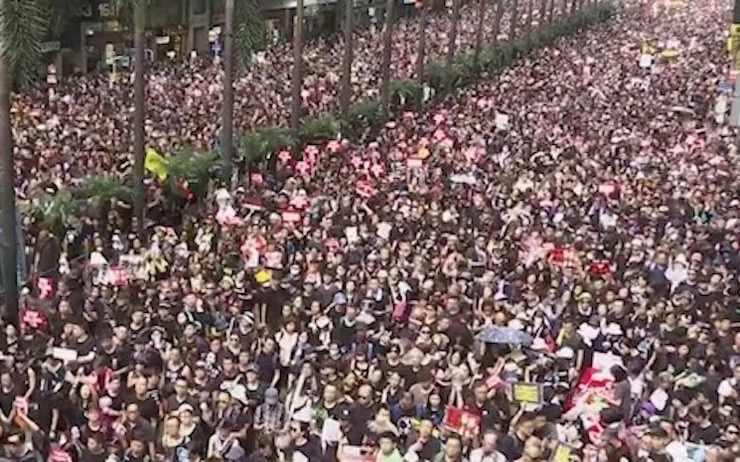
[145,148,169,181]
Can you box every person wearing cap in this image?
[639,424,673,462]
[243,363,267,408]
[177,403,207,456]
[253,388,286,435]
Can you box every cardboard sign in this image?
[685,443,707,462]
[52,347,78,362]
[443,406,481,438]
[552,444,572,462]
[282,211,302,223]
[376,222,392,240]
[495,113,510,130]
[512,382,543,404]
[407,158,423,168]
[345,227,360,244]
[639,54,653,68]
[321,418,342,444]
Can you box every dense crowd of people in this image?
[3,0,740,461]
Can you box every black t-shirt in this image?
[347,404,375,445]
[689,423,720,445]
[80,448,108,462]
[131,395,160,422]
[295,436,323,461]
[498,433,525,461]
[74,336,96,357]
[244,382,267,407]
[255,352,279,384]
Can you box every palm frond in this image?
[299,114,340,143]
[167,148,220,198]
[78,175,134,203]
[240,127,295,167]
[23,189,78,230]
[234,0,266,69]
[0,0,49,84]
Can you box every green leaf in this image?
[0,0,49,84]
[234,0,266,69]
[239,127,295,167]
[26,189,78,231]
[389,79,422,111]
[78,175,133,203]
[165,148,220,199]
[299,114,340,143]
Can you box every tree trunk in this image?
[290,0,304,135]
[416,2,427,88]
[222,0,234,182]
[379,0,395,112]
[539,0,547,27]
[525,0,533,35]
[569,0,577,14]
[0,50,18,328]
[446,0,461,67]
[562,0,568,17]
[492,0,505,44]
[548,0,555,23]
[473,0,486,67]
[340,0,354,115]
[133,0,146,238]
[509,0,519,38]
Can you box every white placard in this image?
[495,113,510,130]
[639,54,653,69]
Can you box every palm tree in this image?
[416,0,427,89]
[222,0,234,182]
[509,0,519,38]
[132,0,146,237]
[290,0,304,134]
[0,0,47,327]
[379,0,395,112]
[473,0,486,67]
[492,0,505,44]
[446,0,461,67]
[539,0,547,27]
[340,0,353,115]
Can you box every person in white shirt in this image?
[717,364,739,405]
[469,430,507,462]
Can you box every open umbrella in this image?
[477,326,534,346]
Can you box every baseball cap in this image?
[265,387,279,403]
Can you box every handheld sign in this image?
[512,382,543,404]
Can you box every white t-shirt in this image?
[717,377,737,401]
[469,448,507,462]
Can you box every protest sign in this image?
[339,446,375,462]
[512,382,543,404]
[52,347,78,362]
[495,113,510,130]
[552,444,572,462]
[443,406,481,438]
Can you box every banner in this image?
[145,148,169,181]
[339,446,375,462]
[443,406,481,439]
